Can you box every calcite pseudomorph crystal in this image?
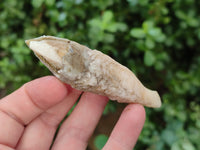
[26,36,161,108]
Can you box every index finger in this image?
[0,76,68,148]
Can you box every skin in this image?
[0,76,145,150]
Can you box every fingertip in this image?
[123,104,146,123]
[24,76,68,109]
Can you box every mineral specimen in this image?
[26,36,161,108]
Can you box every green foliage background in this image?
[0,0,200,149]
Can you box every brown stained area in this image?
[44,39,87,73]
[69,44,86,72]
[45,40,70,58]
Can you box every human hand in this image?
[0,76,145,150]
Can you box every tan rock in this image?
[25,36,161,108]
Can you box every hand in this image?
[0,76,145,150]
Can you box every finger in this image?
[0,76,68,148]
[103,104,145,150]
[0,144,14,150]
[16,87,81,150]
[52,92,109,150]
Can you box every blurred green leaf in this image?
[175,10,187,19]
[94,134,108,150]
[145,38,155,49]
[139,0,149,5]
[45,0,55,7]
[74,0,83,4]
[148,28,162,38]
[144,51,156,66]
[172,140,196,150]
[88,10,127,47]
[58,12,67,22]
[130,28,146,38]
[126,0,138,6]
[161,129,177,145]
[155,61,164,71]
[102,11,113,24]
[103,101,116,115]
[142,21,154,32]
[31,0,44,8]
